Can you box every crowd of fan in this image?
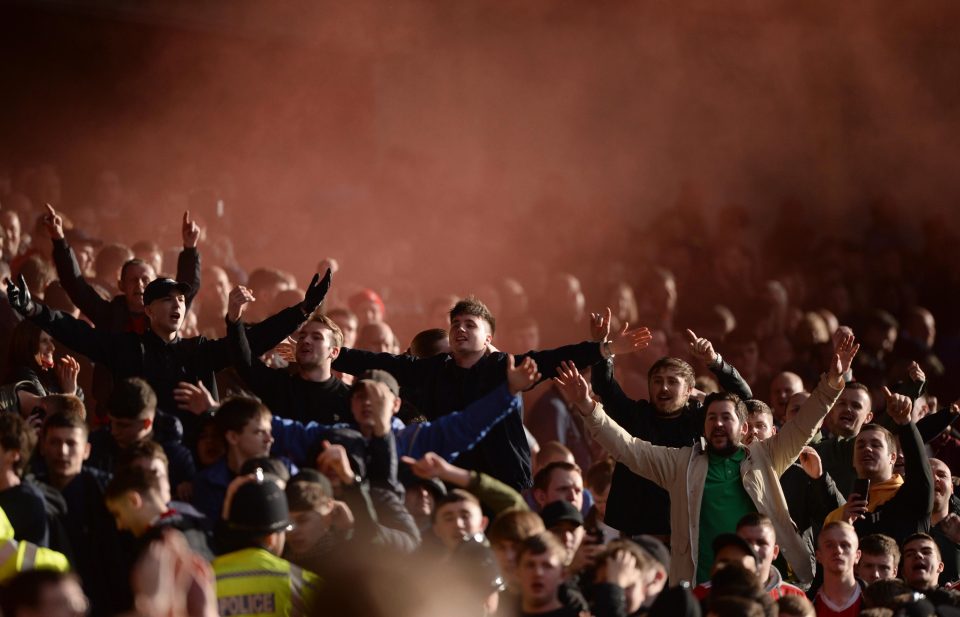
[0,164,958,617]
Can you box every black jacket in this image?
[850,421,934,543]
[228,323,351,424]
[27,304,307,441]
[332,341,607,492]
[591,356,752,536]
[52,237,201,332]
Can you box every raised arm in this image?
[763,333,855,475]
[395,356,537,461]
[587,309,641,425]
[525,318,652,381]
[685,328,752,400]
[8,275,116,365]
[224,289,294,400]
[884,385,934,517]
[177,210,202,308]
[555,361,679,487]
[402,452,527,516]
[244,270,331,356]
[44,204,112,325]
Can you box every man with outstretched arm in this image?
[5,270,331,443]
[589,305,752,539]
[43,204,202,334]
[331,296,652,491]
[552,333,859,586]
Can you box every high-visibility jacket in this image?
[213,547,318,617]
[0,505,70,582]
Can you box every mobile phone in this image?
[852,478,871,503]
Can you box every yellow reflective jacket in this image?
[213,547,319,617]
[0,506,70,582]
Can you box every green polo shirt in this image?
[696,447,756,583]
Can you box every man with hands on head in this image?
[589,306,752,540]
[823,385,934,545]
[42,204,202,334]
[5,268,332,444]
[553,333,859,586]
[331,296,653,491]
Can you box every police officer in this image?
[213,472,318,617]
[0,506,69,583]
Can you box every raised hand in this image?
[603,550,641,588]
[182,210,200,248]
[317,441,356,485]
[590,307,612,342]
[301,268,333,314]
[941,513,960,544]
[226,285,255,322]
[798,446,823,479]
[507,355,541,395]
[173,381,217,415]
[686,328,718,364]
[882,386,914,425]
[400,452,451,480]
[842,494,869,524]
[55,355,80,395]
[607,322,653,356]
[6,275,37,317]
[43,203,65,240]
[908,361,926,384]
[828,331,860,387]
[553,361,592,414]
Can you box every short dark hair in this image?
[0,414,36,476]
[432,489,481,523]
[860,534,900,562]
[107,377,157,419]
[42,410,87,438]
[736,512,775,535]
[585,458,615,494]
[846,381,870,396]
[213,396,270,439]
[776,595,815,617]
[0,570,83,617]
[902,532,940,560]
[116,256,146,283]
[857,423,897,455]
[647,357,695,388]
[487,510,545,545]
[449,296,496,334]
[517,531,566,563]
[707,597,766,617]
[40,394,86,420]
[409,328,449,359]
[286,479,333,513]
[533,461,581,492]
[117,439,168,470]
[704,391,747,423]
[744,400,773,418]
[861,578,911,610]
[104,464,162,501]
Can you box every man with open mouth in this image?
[553,332,859,587]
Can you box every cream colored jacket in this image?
[582,375,843,585]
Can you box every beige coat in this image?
[582,375,843,585]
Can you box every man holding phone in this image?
[824,386,934,545]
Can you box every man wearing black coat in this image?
[332,297,652,492]
[591,323,751,539]
[6,270,332,443]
